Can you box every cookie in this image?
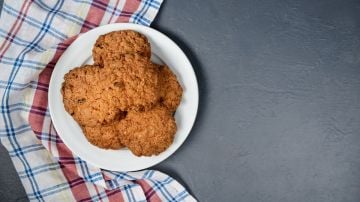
[93,30,151,66]
[62,65,121,126]
[82,120,124,149]
[158,65,183,111]
[118,105,177,156]
[62,57,161,126]
[105,54,160,111]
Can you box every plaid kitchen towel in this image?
[0,0,196,201]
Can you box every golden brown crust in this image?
[93,30,151,66]
[158,65,183,111]
[62,65,121,126]
[62,58,160,127]
[118,105,177,156]
[104,54,160,111]
[82,121,124,149]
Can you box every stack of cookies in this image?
[61,30,183,156]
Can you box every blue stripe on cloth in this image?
[1,1,64,200]
[81,189,111,202]
[0,80,49,92]
[73,0,159,18]
[73,0,117,15]
[172,190,189,202]
[123,184,134,201]
[148,177,175,201]
[33,0,97,29]
[128,184,137,201]
[142,170,151,178]
[28,186,69,200]
[80,184,140,202]
[82,160,101,183]
[146,169,156,178]
[10,146,45,158]
[3,4,67,40]
[20,165,67,181]
[9,144,43,154]
[27,182,70,200]
[19,163,60,178]
[80,160,101,183]
[27,173,103,200]
[132,0,153,25]
[160,178,179,201]
[84,173,103,182]
[0,124,31,133]
[0,127,33,137]
[1,56,48,67]
[0,102,50,117]
[77,158,92,183]
[0,29,46,52]
[5,102,47,110]
[36,132,61,143]
[0,84,39,91]
[7,102,43,110]
[9,143,44,156]
[150,0,161,7]
[2,107,50,116]
[0,60,45,70]
[114,172,137,181]
[0,80,32,87]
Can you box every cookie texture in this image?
[93,30,151,66]
[62,65,120,126]
[62,57,160,127]
[118,106,177,156]
[104,54,160,111]
[82,121,124,149]
[159,65,183,111]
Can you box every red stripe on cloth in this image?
[136,180,162,202]
[51,41,92,201]
[0,1,33,58]
[28,35,92,201]
[0,1,27,53]
[80,0,110,33]
[57,144,92,201]
[106,189,124,202]
[28,36,76,133]
[77,188,123,202]
[101,174,124,201]
[115,0,141,22]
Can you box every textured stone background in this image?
[1,0,360,201]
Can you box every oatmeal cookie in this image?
[158,65,183,111]
[105,54,160,111]
[82,121,124,149]
[93,30,151,66]
[62,65,121,126]
[118,105,176,156]
[62,58,160,127]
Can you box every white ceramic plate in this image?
[49,23,199,172]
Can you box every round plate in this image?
[48,23,199,172]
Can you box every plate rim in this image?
[48,23,199,171]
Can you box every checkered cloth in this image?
[0,0,196,201]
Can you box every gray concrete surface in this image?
[1,0,360,201]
